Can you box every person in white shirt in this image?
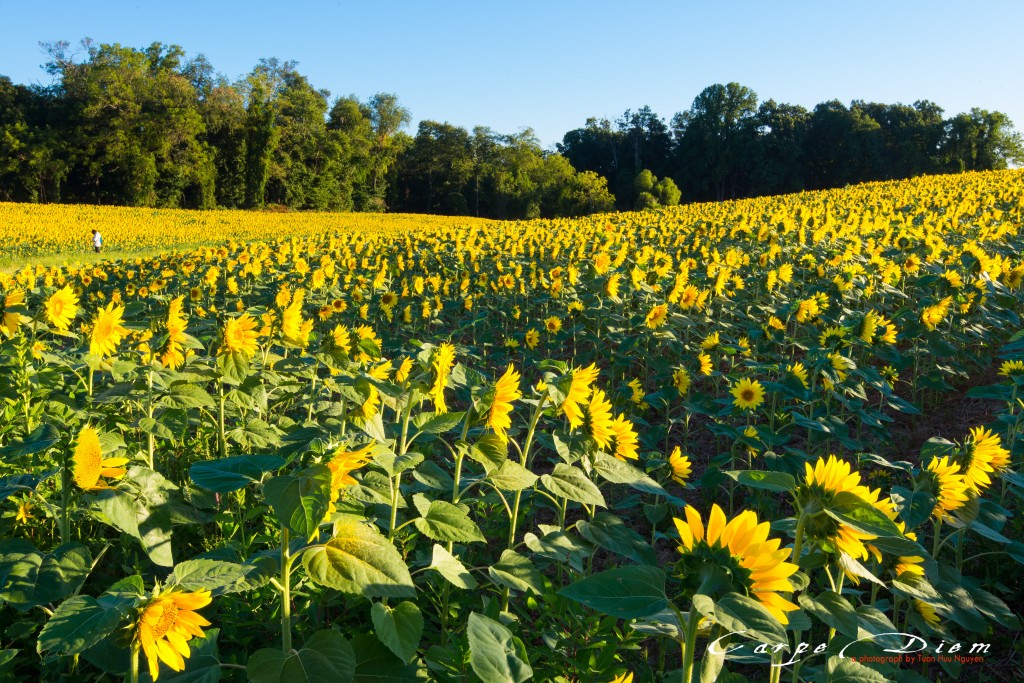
[91,229,102,253]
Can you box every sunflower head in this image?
[922,456,970,520]
[135,587,212,681]
[731,378,765,411]
[73,426,129,491]
[959,426,1010,493]
[673,504,799,625]
[668,447,691,486]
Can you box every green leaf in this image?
[352,633,422,682]
[0,543,92,611]
[798,592,859,639]
[823,655,888,682]
[167,559,254,596]
[576,512,656,565]
[592,453,672,499]
[487,549,545,595]
[487,460,538,491]
[217,351,251,386]
[0,423,59,458]
[890,486,936,530]
[303,520,415,598]
[825,491,904,538]
[371,601,423,663]
[428,544,478,589]
[412,496,485,543]
[467,612,533,683]
[558,565,667,619]
[692,592,788,647]
[38,594,135,655]
[724,470,796,493]
[413,411,465,434]
[540,464,606,507]
[247,629,355,683]
[0,471,53,501]
[467,433,508,472]
[837,552,885,587]
[263,466,331,539]
[523,530,593,573]
[190,455,285,493]
[164,382,217,408]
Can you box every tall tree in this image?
[940,108,1024,172]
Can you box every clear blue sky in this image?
[1,0,1021,148]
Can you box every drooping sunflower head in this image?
[429,343,457,414]
[487,364,522,442]
[922,456,970,520]
[673,504,799,625]
[609,414,639,462]
[998,359,1024,378]
[645,304,669,329]
[795,455,881,560]
[668,446,691,486]
[672,367,691,395]
[959,426,1011,493]
[586,388,615,452]
[72,426,129,491]
[786,362,809,389]
[560,363,599,429]
[135,588,212,681]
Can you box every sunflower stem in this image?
[681,604,700,683]
[146,368,155,469]
[129,641,140,683]
[217,380,227,458]
[280,526,293,653]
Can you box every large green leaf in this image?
[247,629,355,683]
[413,411,465,435]
[558,565,667,619]
[822,655,888,682]
[351,633,422,682]
[890,486,937,530]
[412,495,485,543]
[825,491,903,538]
[190,455,285,493]
[428,544,478,589]
[467,433,509,473]
[487,460,538,491]
[724,470,797,493]
[692,592,787,647]
[303,520,415,598]
[167,559,254,596]
[0,542,92,611]
[467,612,533,683]
[487,549,545,595]
[371,601,423,663]
[592,453,671,499]
[798,592,859,639]
[263,466,332,539]
[540,464,606,507]
[38,594,136,655]
[0,423,59,458]
[577,512,656,565]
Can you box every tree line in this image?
[560,82,1023,208]
[0,40,1020,217]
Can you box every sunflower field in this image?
[1,169,1023,682]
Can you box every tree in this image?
[749,99,809,196]
[940,108,1024,172]
[364,92,410,211]
[673,83,759,201]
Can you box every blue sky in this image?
[0,0,1021,148]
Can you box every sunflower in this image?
[89,302,130,357]
[701,331,720,351]
[73,426,129,490]
[395,357,414,384]
[561,363,600,429]
[219,313,259,358]
[160,296,188,370]
[609,414,639,461]
[672,367,691,394]
[731,378,765,411]
[14,498,34,525]
[645,304,669,329]
[545,316,562,334]
[325,443,374,518]
[698,353,713,376]
[525,328,540,349]
[960,427,1010,494]
[135,588,213,681]
[609,673,633,683]
[586,388,615,451]
[923,456,969,520]
[859,310,880,343]
[668,447,691,486]
[488,365,522,442]
[914,599,941,628]
[786,362,809,389]
[605,274,621,298]
[673,504,799,624]
[0,289,25,337]
[281,288,312,347]
[795,455,885,561]
[998,360,1024,377]
[429,343,456,413]
[46,285,80,331]
[921,297,952,330]
[795,297,820,323]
